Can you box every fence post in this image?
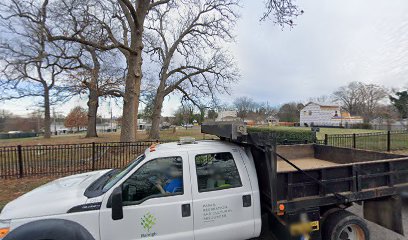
[17,145,23,178]
[387,131,391,152]
[353,134,356,149]
[324,134,328,145]
[92,142,96,171]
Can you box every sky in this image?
[2,0,408,117]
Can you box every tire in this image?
[322,210,370,240]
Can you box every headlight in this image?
[0,219,10,240]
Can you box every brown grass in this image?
[0,127,213,146]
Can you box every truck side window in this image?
[121,156,183,205]
[195,152,242,192]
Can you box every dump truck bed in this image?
[276,144,403,172]
[200,122,408,217]
[275,144,408,213]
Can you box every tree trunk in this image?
[86,87,99,138]
[86,47,100,138]
[149,92,165,139]
[43,87,51,139]
[120,54,138,142]
[133,49,143,139]
[119,1,149,142]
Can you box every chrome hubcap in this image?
[339,224,366,240]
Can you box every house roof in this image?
[266,115,279,120]
[303,102,339,108]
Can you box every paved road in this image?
[348,200,408,240]
[262,200,408,240]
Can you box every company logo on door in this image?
[140,212,158,238]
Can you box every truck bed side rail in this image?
[277,157,408,213]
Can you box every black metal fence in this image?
[0,141,166,178]
[321,131,408,152]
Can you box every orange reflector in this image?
[149,144,157,152]
[0,228,10,238]
[279,204,285,211]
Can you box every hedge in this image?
[248,127,315,144]
[0,132,38,139]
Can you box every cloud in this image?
[223,0,408,105]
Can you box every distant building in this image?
[138,119,151,130]
[216,110,240,122]
[266,115,279,126]
[52,119,119,134]
[300,102,363,127]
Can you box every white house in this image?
[137,118,151,130]
[300,102,363,127]
[266,115,279,126]
[216,110,240,122]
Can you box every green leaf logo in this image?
[141,212,157,232]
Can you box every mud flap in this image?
[363,195,404,235]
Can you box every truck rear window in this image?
[195,152,242,192]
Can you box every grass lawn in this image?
[0,126,384,146]
[0,127,213,146]
[314,128,384,139]
[252,126,384,140]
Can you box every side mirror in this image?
[111,186,123,220]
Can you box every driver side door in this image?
[99,152,193,240]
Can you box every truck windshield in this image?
[102,154,146,192]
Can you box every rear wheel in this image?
[322,210,369,240]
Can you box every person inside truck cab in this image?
[197,153,241,191]
[206,165,231,189]
[155,164,183,194]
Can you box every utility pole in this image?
[110,100,113,131]
[53,108,57,135]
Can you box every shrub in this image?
[248,127,314,144]
[350,123,372,129]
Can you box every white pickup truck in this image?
[1,123,407,240]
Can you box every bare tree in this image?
[145,0,239,139]
[358,83,388,122]
[66,46,125,138]
[173,102,197,126]
[333,82,364,116]
[234,97,257,121]
[333,82,388,122]
[46,0,170,142]
[262,0,304,27]
[0,1,76,138]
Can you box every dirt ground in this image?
[348,202,408,240]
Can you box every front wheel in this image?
[322,210,370,240]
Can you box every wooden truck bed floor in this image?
[277,158,339,172]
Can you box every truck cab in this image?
[0,140,262,240]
